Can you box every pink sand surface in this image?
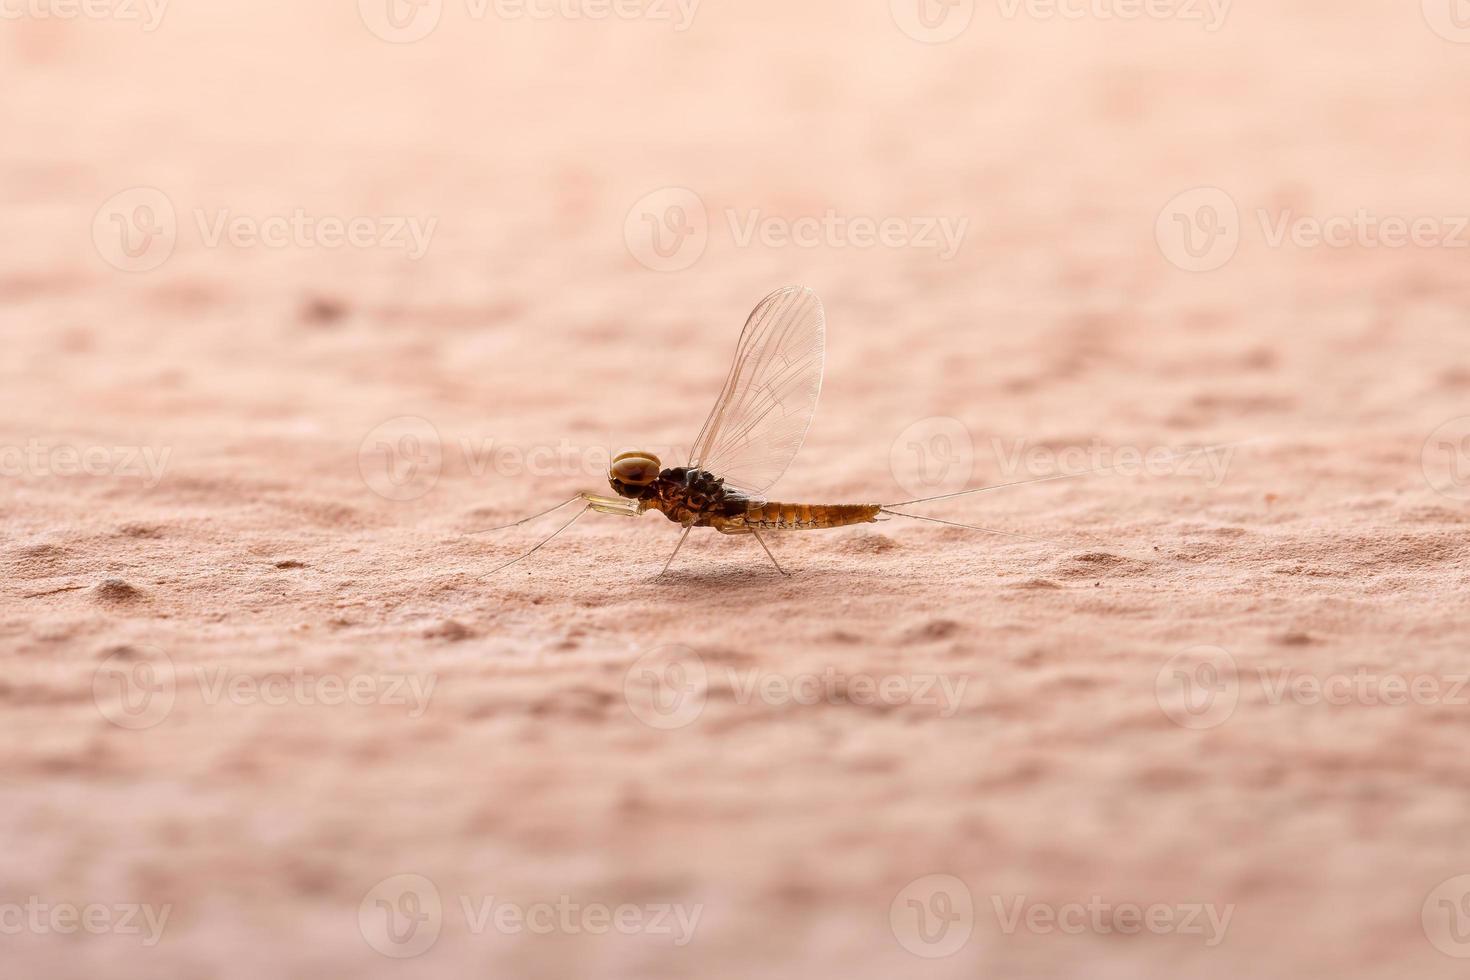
[4,1,1470,977]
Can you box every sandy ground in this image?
[5,1,1470,977]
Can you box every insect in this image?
[482,286,1236,576]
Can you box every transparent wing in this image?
[689,286,825,495]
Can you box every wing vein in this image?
[685,287,826,494]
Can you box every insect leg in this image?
[657,526,693,578]
[750,529,790,577]
[488,504,591,575]
[466,494,582,534]
[580,492,645,517]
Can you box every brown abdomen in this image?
[735,502,881,531]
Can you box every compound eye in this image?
[611,454,660,485]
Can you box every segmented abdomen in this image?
[736,502,881,530]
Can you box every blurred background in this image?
[5,1,1470,977]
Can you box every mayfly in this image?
[481,286,1237,576]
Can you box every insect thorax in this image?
[650,467,749,522]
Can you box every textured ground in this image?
[4,1,1470,977]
